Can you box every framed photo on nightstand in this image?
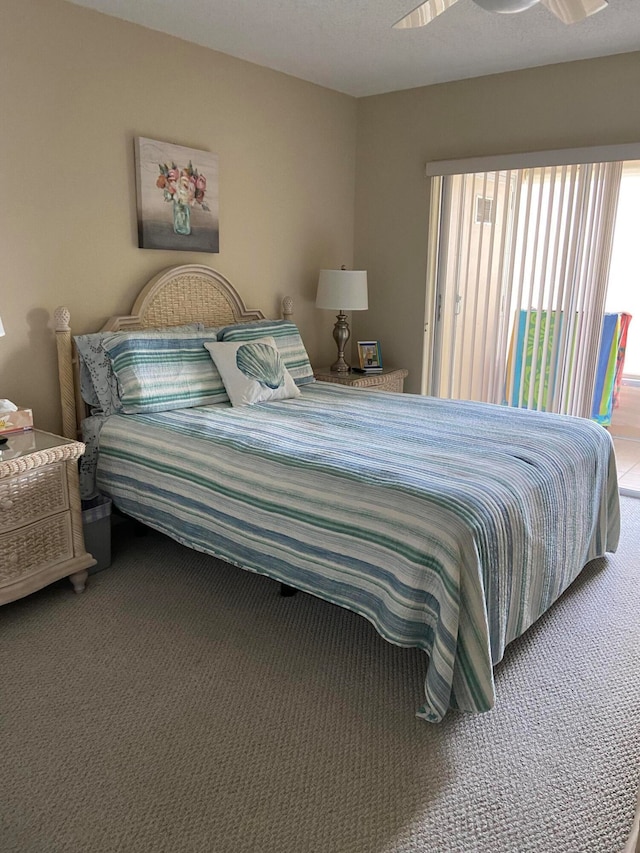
[357,341,383,371]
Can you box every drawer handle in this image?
[0,498,13,510]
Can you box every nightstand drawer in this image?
[0,512,73,585]
[0,463,69,534]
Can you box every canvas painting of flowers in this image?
[135,137,219,252]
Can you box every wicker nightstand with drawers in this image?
[0,430,96,605]
[313,366,408,393]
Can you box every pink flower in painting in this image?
[157,160,209,211]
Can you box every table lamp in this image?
[316,268,368,373]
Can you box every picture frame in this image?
[134,137,219,253]
[357,340,383,370]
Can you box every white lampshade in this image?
[0,316,4,337]
[316,269,368,312]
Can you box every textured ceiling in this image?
[65,0,640,97]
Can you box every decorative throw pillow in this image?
[218,320,315,386]
[102,329,226,414]
[204,337,301,407]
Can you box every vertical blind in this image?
[431,160,623,418]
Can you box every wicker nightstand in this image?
[0,430,96,605]
[313,366,408,393]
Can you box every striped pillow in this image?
[102,329,226,413]
[75,324,205,415]
[219,320,315,386]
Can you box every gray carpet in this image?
[1,499,639,853]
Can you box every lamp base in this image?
[330,357,350,374]
[330,311,351,373]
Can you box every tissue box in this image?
[0,408,34,434]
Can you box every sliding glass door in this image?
[429,160,622,418]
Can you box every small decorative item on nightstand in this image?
[354,340,383,373]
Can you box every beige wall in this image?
[354,52,640,393]
[3,3,640,425]
[0,0,357,431]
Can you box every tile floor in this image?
[612,436,640,493]
[610,383,640,495]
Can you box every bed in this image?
[55,264,621,723]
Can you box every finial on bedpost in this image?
[54,306,71,332]
[282,296,294,321]
[54,306,77,440]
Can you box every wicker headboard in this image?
[55,264,293,439]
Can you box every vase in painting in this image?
[172,200,191,236]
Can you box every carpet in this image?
[1,498,639,853]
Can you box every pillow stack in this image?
[75,318,314,414]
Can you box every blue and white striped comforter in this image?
[96,383,620,722]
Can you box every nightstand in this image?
[0,430,96,605]
[313,366,408,393]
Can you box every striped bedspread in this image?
[96,383,620,722]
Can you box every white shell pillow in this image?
[204,336,300,407]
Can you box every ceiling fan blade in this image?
[539,0,608,24]
[393,0,460,29]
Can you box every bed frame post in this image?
[54,306,79,440]
[282,296,293,321]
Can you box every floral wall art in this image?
[135,137,219,252]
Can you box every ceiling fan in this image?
[393,0,608,29]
